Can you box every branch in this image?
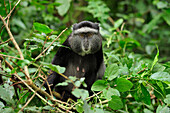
[0,54,21,60]
[0,15,30,79]
[4,0,21,21]
[35,28,68,61]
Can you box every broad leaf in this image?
[103,87,120,101]
[150,46,159,71]
[162,9,170,26]
[56,0,71,16]
[150,71,170,82]
[33,22,53,34]
[108,95,123,110]
[72,89,89,100]
[141,84,151,105]
[104,63,119,80]
[41,62,65,73]
[164,94,170,105]
[91,80,108,91]
[116,78,133,92]
[114,18,123,29]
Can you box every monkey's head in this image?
[69,21,102,56]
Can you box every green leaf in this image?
[72,89,89,100]
[156,105,170,113]
[116,78,133,92]
[150,71,170,82]
[94,108,104,113]
[144,109,153,113]
[41,62,65,73]
[150,46,159,71]
[17,59,31,67]
[156,1,168,9]
[145,45,156,55]
[0,101,5,109]
[12,18,26,30]
[125,38,141,47]
[114,18,123,29]
[83,101,94,113]
[76,104,84,113]
[162,9,170,26]
[0,108,14,113]
[152,63,165,73]
[56,82,68,86]
[141,84,151,105]
[143,13,162,33]
[104,63,119,80]
[86,1,110,21]
[0,43,8,49]
[56,0,71,16]
[108,95,123,110]
[91,80,108,91]
[103,87,120,101]
[0,85,14,104]
[33,22,53,34]
[164,94,170,105]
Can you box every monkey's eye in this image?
[87,33,93,37]
[80,33,85,37]
[79,33,93,38]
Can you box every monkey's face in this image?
[69,32,102,56]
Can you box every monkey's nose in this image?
[85,48,89,51]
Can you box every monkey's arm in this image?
[52,38,71,66]
[45,38,71,92]
[96,47,105,79]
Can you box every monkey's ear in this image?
[72,23,77,31]
[94,23,100,30]
[94,23,99,26]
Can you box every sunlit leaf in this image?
[56,0,71,16]
[33,22,53,34]
[141,83,151,105]
[150,46,159,71]
[104,63,119,80]
[162,9,170,26]
[150,71,170,82]
[108,95,123,110]
[103,87,120,101]
[114,18,123,29]
[164,94,170,105]
[41,62,65,73]
[91,80,108,91]
[116,78,133,92]
[72,89,89,100]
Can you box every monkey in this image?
[44,21,105,101]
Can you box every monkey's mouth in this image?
[84,47,89,51]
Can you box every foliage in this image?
[0,0,170,113]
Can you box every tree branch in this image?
[0,15,30,79]
[35,28,68,61]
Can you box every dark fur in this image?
[44,21,105,101]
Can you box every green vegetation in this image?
[0,0,170,112]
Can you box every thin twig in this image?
[3,0,8,14]
[19,92,36,112]
[9,59,28,77]
[40,70,54,98]
[0,15,30,79]
[4,0,21,20]
[35,28,68,61]
[108,16,124,39]
[0,54,21,60]
[0,38,11,45]
[86,91,103,100]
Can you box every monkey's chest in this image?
[64,54,97,78]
